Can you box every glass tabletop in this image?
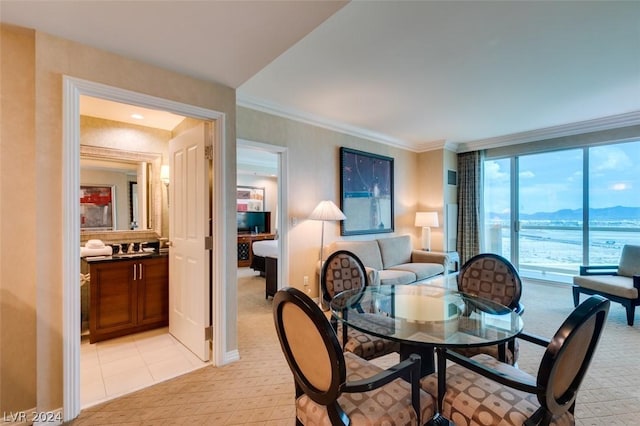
[330,284,523,348]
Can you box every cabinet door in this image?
[90,260,137,342]
[137,257,169,326]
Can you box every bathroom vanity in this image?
[84,253,168,343]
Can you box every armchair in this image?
[573,244,640,325]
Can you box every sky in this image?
[484,140,640,215]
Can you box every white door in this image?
[169,122,211,361]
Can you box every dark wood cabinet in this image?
[89,256,168,343]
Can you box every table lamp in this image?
[415,211,439,251]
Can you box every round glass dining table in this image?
[330,284,523,376]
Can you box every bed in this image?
[250,239,279,298]
[250,239,278,275]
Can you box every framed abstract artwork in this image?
[80,185,116,230]
[340,147,394,235]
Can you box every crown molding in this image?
[237,94,422,151]
[238,94,640,155]
[458,110,640,152]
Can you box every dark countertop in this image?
[82,251,168,265]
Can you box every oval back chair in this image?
[456,253,524,364]
[321,250,400,360]
[422,295,610,425]
[273,287,434,425]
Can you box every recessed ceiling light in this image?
[131,113,144,120]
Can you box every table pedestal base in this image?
[399,343,435,377]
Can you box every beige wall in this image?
[0,24,38,414]
[0,24,237,413]
[237,106,445,294]
[415,148,459,252]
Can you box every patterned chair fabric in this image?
[456,253,523,364]
[321,250,400,360]
[421,295,610,426]
[273,287,434,426]
[298,352,435,426]
[422,354,574,426]
[458,253,522,310]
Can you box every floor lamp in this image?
[309,200,346,263]
[309,200,346,305]
[415,211,439,251]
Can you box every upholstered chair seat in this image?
[422,354,573,426]
[297,352,435,425]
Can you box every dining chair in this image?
[321,249,400,360]
[273,287,435,426]
[456,252,524,364]
[421,295,610,426]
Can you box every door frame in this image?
[62,76,227,420]
[237,138,289,291]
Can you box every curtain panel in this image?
[457,151,481,264]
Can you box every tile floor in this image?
[80,327,209,408]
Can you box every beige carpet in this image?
[70,271,640,425]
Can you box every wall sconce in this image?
[160,165,170,187]
[160,165,170,205]
[415,211,439,251]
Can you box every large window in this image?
[482,140,640,282]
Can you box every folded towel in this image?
[80,246,113,257]
[85,239,106,249]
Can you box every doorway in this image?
[236,139,288,300]
[63,77,227,420]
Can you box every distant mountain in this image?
[488,206,640,221]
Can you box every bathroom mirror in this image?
[80,145,162,235]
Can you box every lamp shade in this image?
[309,200,346,221]
[415,211,439,228]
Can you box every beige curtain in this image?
[456,151,481,264]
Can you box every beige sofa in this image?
[326,234,454,286]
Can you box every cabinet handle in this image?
[139,263,143,280]
[133,264,137,281]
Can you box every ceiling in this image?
[2,1,639,152]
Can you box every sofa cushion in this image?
[573,275,638,299]
[618,245,640,278]
[388,262,444,281]
[379,269,416,286]
[329,240,384,271]
[378,235,412,269]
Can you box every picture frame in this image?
[80,185,116,230]
[340,147,394,235]
[237,185,265,211]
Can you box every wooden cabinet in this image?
[237,233,276,267]
[89,256,168,343]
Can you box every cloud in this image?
[591,146,632,171]
[519,170,535,179]
[484,160,508,182]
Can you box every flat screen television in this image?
[237,211,270,234]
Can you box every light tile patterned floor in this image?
[71,272,640,425]
[81,326,209,407]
